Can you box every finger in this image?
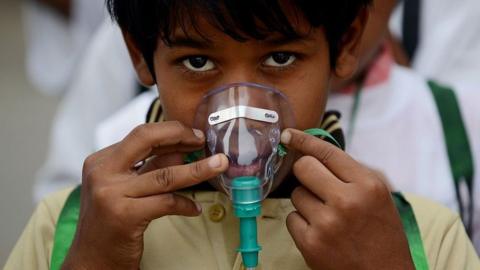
[286,211,309,250]
[124,154,228,197]
[293,156,343,200]
[112,121,205,170]
[136,154,184,175]
[291,186,325,220]
[281,129,366,183]
[132,193,202,221]
[137,145,205,174]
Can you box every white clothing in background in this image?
[389,0,480,85]
[34,21,138,202]
[327,64,480,250]
[23,0,104,95]
[95,90,158,151]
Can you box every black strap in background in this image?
[402,0,421,60]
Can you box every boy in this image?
[5,1,479,269]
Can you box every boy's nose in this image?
[218,67,267,86]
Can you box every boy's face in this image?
[157,22,329,130]
[126,7,367,131]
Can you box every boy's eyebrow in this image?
[262,35,313,46]
[167,36,212,49]
[166,34,313,48]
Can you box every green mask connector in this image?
[231,176,262,270]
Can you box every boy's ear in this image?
[122,31,156,86]
[334,8,370,79]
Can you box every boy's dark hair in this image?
[107,0,371,73]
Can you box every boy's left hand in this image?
[281,129,415,270]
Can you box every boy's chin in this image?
[206,154,295,197]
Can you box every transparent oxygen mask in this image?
[193,82,295,201]
[194,82,295,269]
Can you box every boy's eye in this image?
[182,56,215,71]
[264,52,296,67]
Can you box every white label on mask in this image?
[208,106,279,125]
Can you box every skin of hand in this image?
[61,121,228,269]
[282,129,414,270]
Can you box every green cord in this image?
[278,128,341,157]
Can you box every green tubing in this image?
[232,176,262,269]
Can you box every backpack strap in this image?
[428,81,475,235]
[50,186,81,270]
[393,192,430,270]
[50,188,430,269]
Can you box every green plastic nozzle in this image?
[231,176,262,269]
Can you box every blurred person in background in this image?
[33,19,146,202]
[327,0,480,250]
[23,0,104,95]
[390,0,480,85]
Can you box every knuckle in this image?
[319,212,339,230]
[161,193,178,210]
[111,203,128,220]
[286,212,298,229]
[82,154,97,175]
[363,177,387,195]
[170,120,186,132]
[154,167,175,190]
[290,187,302,201]
[130,124,151,140]
[294,156,316,172]
[294,133,309,149]
[335,195,357,213]
[304,231,321,248]
[317,145,335,164]
[92,186,112,204]
[290,190,301,208]
[190,161,204,181]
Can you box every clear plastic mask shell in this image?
[193,83,295,201]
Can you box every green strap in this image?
[428,81,474,234]
[393,193,430,270]
[346,81,364,145]
[51,188,430,269]
[50,186,81,270]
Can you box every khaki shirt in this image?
[4,188,480,269]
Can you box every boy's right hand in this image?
[62,121,228,270]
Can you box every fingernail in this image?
[195,201,202,213]
[193,129,204,139]
[208,155,222,168]
[281,130,292,144]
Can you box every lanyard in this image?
[346,81,365,147]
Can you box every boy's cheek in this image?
[286,89,328,129]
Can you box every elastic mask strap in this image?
[184,129,341,163]
[277,128,342,157]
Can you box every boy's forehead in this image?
[165,13,316,48]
